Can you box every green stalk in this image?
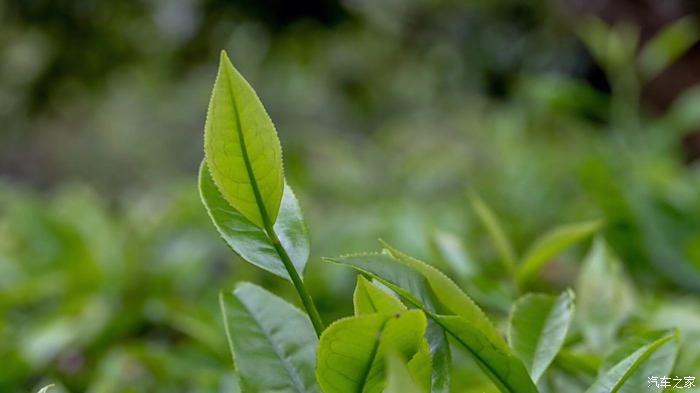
[265,224,325,336]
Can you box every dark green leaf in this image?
[436,315,539,393]
[220,283,320,393]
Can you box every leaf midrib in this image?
[224,65,273,230]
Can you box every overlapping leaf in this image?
[330,250,538,392]
[200,162,309,280]
[436,315,539,393]
[220,283,320,393]
[316,310,426,393]
[353,276,405,315]
[385,353,424,393]
[352,276,432,392]
[333,259,451,393]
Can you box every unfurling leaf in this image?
[385,352,425,393]
[220,283,320,393]
[204,51,284,229]
[316,310,427,393]
[330,249,538,393]
[353,275,406,315]
[328,253,452,393]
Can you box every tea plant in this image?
[201,52,691,392]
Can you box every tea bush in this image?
[202,51,700,393]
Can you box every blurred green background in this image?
[2,0,700,392]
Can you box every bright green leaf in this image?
[204,51,284,229]
[517,219,602,287]
[220,283,320,393]
[316,310,427,393]
[508,290,575,382]
[585,331,679,393]
[407,340,433,393]
[577,237,635,352]
[327,253,452,392]
[385,352,424,393]
[353,275,406,315]
[200,162,309,280]
[330,249,514,391]
[436,315,539,393]
[469,191,517,274]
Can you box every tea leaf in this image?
[385,352,425,393]
[517,219,602,286]
[407,340,432,393]
[220,283,320,393]
[469,191,517,274]
[639,16,700,81]
[204,51,284,229]
[585,331,678,393]
[200,162,309,280]
[330,250,525,392]
[316,310,426,393]
[577,237,634,352]
[353,275,406,315]
[508,290,575,382]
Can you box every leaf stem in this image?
[266,224,325,336]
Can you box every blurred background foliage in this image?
[2,0,700,391]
